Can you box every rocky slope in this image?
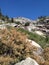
[13,17,36,23]
[0,13,49,65]
[0,27,49,65]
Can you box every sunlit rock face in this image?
[26,39,43,55]
[15,57,39,65]
[25,39,45,64]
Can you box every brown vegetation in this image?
[43,47,49,65]
[0,27,49,65]
[0,28,37,65]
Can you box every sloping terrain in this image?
[0,13,49,65]
[0,27,49,65]
[17,28,49,48]
[0,27,40,65]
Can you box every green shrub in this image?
[17,28,49,48]
[25,22,30,26]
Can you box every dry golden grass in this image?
[0,27,49,65]
[0,28,37,65]
[43,47,49,65]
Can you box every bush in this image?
[25,22,30,26]
[15,21,21,25]
[0,27,38,65]
[0,27,49,65]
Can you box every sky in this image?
[0,0,49,20]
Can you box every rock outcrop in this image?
[26,39,43,55]
[15,57,39,65]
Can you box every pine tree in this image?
[0,8,2,19]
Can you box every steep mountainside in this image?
[0,27,49,65]
[0,12,49,65]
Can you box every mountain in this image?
[13,17,36,23]
[0,13,49,65]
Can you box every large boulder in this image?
[15,57,39,65]
[26,39,43,55]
